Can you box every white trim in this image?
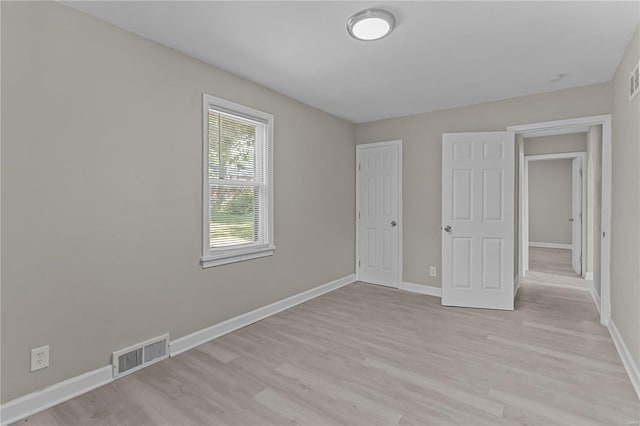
[0,366,113,426]
[507,115,612,135]
[398,282,442,297]
[527,281,591,292]
[201,246,275,268]
[608,320,640,400]
[590,281,601,314]
[524,151,588,162]
[528,242,572,250]
[585,272,594,281]
[170,274,356,356]
[510,115,612,325]
[1,274,356,424]
[518,137,525,277]
[201,93,275,269]
[519,125,590,138]
[362,280,398,289]
[600,118,612,325]
[355,140,403,288]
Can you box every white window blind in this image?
[202,95,274,267]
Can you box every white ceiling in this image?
[63,1,639,123]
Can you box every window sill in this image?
[201,245,275,268]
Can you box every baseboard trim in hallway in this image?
[529,241,572,250]
[0,273,356,425]
[608,319,640,400]
[590,282,602,315]
[0,367,113,426]
[399,281,442,297]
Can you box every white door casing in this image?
[509,115,611,325]
[442,132,515,310]
[356,141,402,287]
[571,157,583,275]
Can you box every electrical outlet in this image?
[30,345,49,372]
[429,266,437,277]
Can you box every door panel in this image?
[358,143,400,287]
[442,132,515,310]
[452,238,472,288]
[483,169,504,221]
[482,238,503,289]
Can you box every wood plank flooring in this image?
[528,247,590,290]
[20,282,639,426]
[529,247,579,277]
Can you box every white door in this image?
[357,141,401,287]
[442,132,515,310]
[571,157,583,275]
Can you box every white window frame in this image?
[201,94,274,268]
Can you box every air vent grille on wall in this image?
[629,60,639,101]
[112,333,169,378]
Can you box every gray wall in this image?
[586,125,603,294]
[524,133,587,247]
[355,83,611,288]
[528,159,573,245]
[611,22,640,370]
[1,2,355,401]
[524,133,587,155]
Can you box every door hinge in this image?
[358,211,361,219]
[358,260,361,268]
[358,163,361,171]
[579,168,583,178]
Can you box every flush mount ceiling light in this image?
[347,9,396,41]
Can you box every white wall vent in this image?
[112,333,169,379]
[630,60,639,102]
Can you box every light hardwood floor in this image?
[528,247,578,277]
[527,247,590,290]
[20,282,639,426]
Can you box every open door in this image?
[356,141,402,287]
[571,157,583,275]
[442,132,515,310]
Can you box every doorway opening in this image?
[524,151,589,291]
[509,115,611,325]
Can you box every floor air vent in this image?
[112,333,169,378]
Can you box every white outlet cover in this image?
[429,266,437,277]
[30,345,49,372]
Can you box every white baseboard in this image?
[590,282,601,315]
[170,273,356,356]
[0,366,113,426]
[399,282,442,297]
[529,242,572,250]
[608,320,640,400]
[1,274,356,425]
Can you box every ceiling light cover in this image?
[347,9,396,41]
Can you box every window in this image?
[201,94,274,268]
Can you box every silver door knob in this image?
[391,220,397,227]
[569,218,574,222]
[444,225,452,233]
